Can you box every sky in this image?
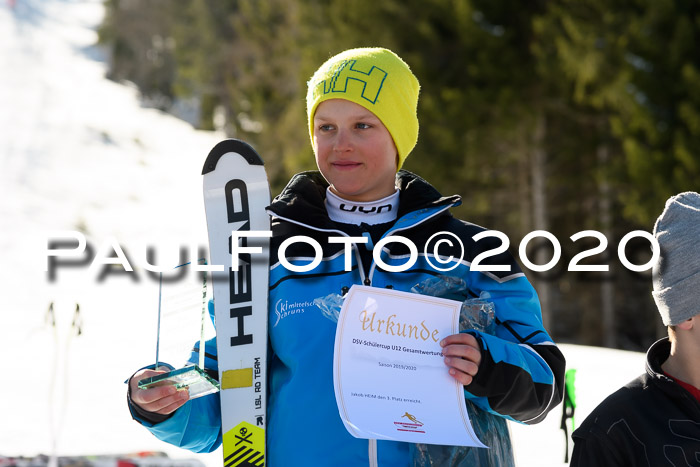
[0,1,647,466]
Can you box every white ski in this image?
[202,139,270,467]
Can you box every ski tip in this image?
[202,139,264,174]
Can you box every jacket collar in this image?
[267,170,461,230]
[645,337,672,380]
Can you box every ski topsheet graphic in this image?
[202,140,270,467]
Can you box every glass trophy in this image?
[138,259,220,399]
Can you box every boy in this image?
[571,191,700,466]
[128,47,565,466]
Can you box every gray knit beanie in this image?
[651,191,700,326]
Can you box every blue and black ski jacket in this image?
[129,170,565,466]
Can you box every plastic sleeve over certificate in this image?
[333,285,487,448]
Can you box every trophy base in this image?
[138,366,220,399]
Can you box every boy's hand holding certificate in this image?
[332,285,487,448]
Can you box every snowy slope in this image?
[0,1,648,466]
[0,1,222,465]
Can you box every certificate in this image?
[333,285,487,448]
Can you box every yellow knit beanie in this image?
[306,47,420,170]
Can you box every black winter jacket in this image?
[571,337,700,467]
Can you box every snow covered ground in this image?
[1,0,222,465]
[508,344,645,466]
[0,1,647,466]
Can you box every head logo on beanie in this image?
[307,48,420,170]
[651,191,700,326]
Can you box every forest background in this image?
[97,0,700,351]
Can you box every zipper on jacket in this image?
[367,204,455,283]
[368,439,378,467]
[364,205,455,465]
